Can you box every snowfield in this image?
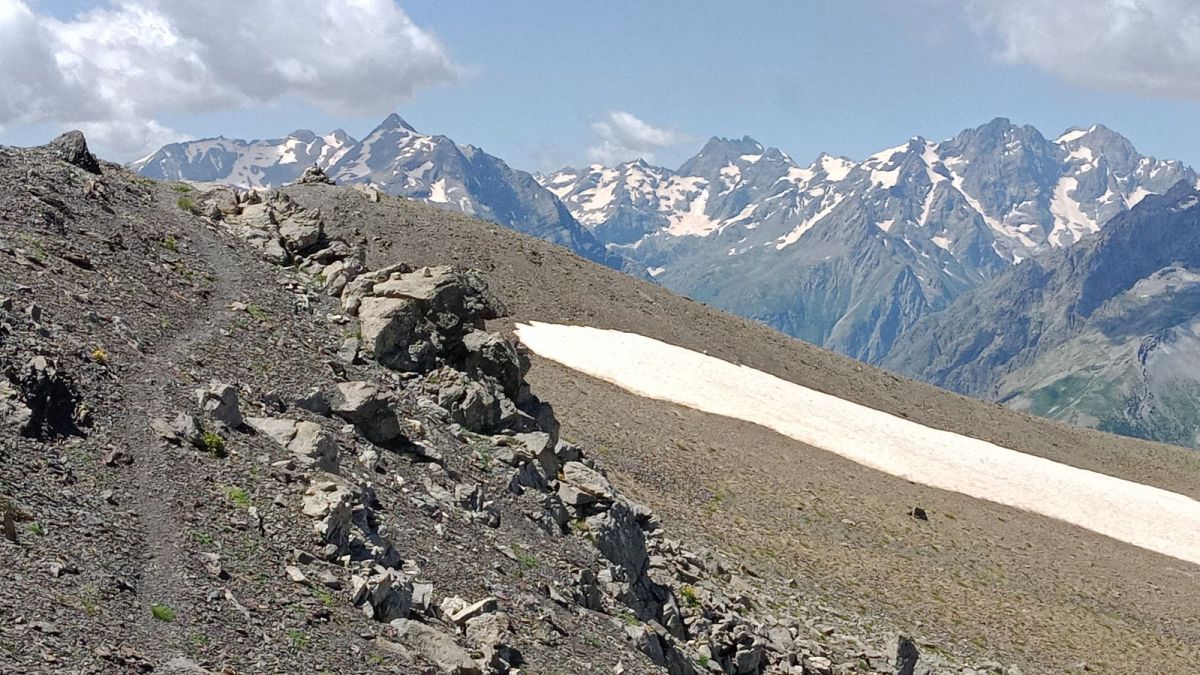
[515,321,1200,567]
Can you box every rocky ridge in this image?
[0,133,1012,673]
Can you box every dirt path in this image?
[119,221,246,646]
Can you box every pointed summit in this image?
[374,113,417,133]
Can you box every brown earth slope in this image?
[287,182,1200,674]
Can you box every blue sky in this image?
[5,1,1200,172]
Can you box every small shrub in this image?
[698,654,710,668]
[245,304,268,321]
[189,634,211,648]
[474,446,493,470]
[287,629,310,649]
[150,603,177,622]
[224,486,251,508]
[90,347,109,365]
[176,196,200,214]
[516,548,538,570]
[313,588,335,607]
[171,183,194,193]
[680,584,700,608]
[25,522,44,536]
[201,431,226,457]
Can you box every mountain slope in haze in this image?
[132,115,629,272]
[131,128,356,188]
[886,181,1200,448]
[543,119,1196,361]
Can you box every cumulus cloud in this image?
[0,0,458,158]
[587,110,687,164]
[968,0,1200,100]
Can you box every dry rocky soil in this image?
[1,135,1198,674]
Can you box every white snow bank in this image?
[515,321,1200,567]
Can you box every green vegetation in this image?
[201,431,226,457]
[515,547,539,570]
[287,629,310,649]
[225,486,251,508]
[189,634,211,649]
[25,522,44,536]
[1026,374,1093,417]
[679,584,700,608]
[473,444,493,470]
[171,183,194,193]
[150,603,177,622]
[176,196,200,214]
[313,587,335,607]
[245,304,268,321]
[161,235,179,252]
[618,610,640,627]
[703,488,728,512]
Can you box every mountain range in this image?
[543,119,1196,361]
[135,116,1200,448]
[886,181,1200,448]
[132,114,629,273]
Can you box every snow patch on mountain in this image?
[775,192,845,249]
[516,321,1200,568]
[1049,176,1098,246]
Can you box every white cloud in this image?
[969,0,1200,100]
[587,110,687,164]
[0,0,458,158]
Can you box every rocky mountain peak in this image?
[941,117,1052,162]
[677,135,768,176]
[1058,124,1140,172]
[376,112,418,133]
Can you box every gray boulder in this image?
[245,416,298,446]
[358,296,436,371]
[388,619,482,674]
[0,381,32,432]
[358,266,504,372]
[277,209,323,253]
[195,381,243,428]
[288,422,340,472]
[561,461,614,503]
[328,381,402,444]
[461,330,524,399]
[49,131,101,174]
[170,412,206,448]
[351,568,413,622]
